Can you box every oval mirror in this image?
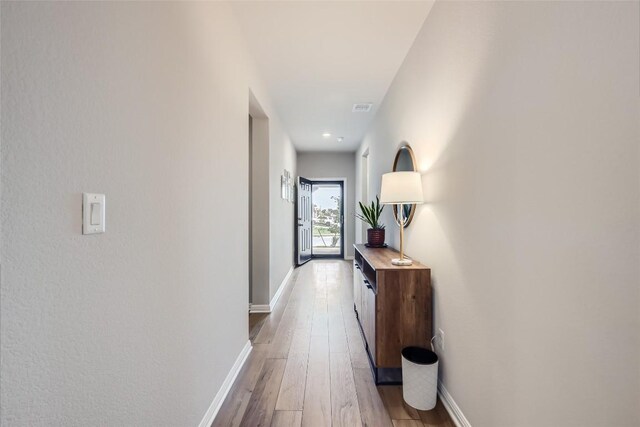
[392,144,418,227]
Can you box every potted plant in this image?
[357,196,386,247]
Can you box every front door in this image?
[310,181,344,259]
[296,177,312,265]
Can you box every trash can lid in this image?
[402,346,438,365]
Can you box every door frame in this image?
[308,178,346,260]
[360,149,369,244]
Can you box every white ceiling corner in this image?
[232,1,434,152]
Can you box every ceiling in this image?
[232,1,434,152]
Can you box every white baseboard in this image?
[249,266,294,314]
[198,340,252,427]
[438,381,471,427]
[269,266,293,311]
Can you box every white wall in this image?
[297,152,356,258]
[268,123,296,301]
[357,2,639,426]
[0,2,292,425]
[249,99,270,306]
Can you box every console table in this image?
[353,244,432,384]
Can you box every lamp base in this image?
[391,257,413,266]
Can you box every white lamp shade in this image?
[379,171,424,205]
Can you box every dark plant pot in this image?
[367,228,386,247]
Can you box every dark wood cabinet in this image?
[353,244,432,384]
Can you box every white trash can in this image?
[401,346,439,410]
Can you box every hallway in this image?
[214,261,453,427]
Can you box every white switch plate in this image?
[83,193,105,235]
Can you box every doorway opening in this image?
[360,149,369,243]
[248,90,271,329]
[248,114,253,306]
[311,181,344,259]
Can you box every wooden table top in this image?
[354,244,429,271]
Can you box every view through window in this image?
[311,183,342,256]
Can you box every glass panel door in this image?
[311,181,344,258]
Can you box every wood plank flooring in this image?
[214,260,454,427]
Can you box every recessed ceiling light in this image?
[322,132,332,138]
[337,137,344,142]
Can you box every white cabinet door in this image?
[353,263,363,315]
[362,280,376,363]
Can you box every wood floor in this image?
[215,260,454,427]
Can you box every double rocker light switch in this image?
[83,193,105,235]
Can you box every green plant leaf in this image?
[357,195,385,229]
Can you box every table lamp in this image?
[379,171,424,265]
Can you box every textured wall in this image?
[269,126,297,301]
[0,2,287,425]
[297,151,357,258]
[357,2,640,426]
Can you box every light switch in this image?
[90,203,101,225]
[83,193,105,235]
